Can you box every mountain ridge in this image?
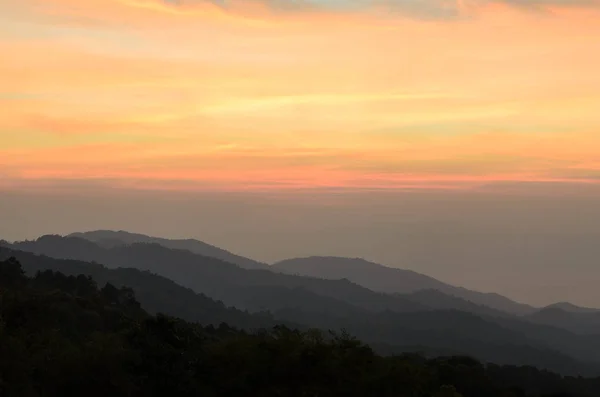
[68,230,269,270]
[67,231,538,315]
[273,256,536,315]
[2,235,429,314]
[544,302,600,314]
[3,245,600,376]
[6,233,600,367]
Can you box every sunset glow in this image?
[2,0,600,192]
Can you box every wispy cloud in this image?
[158,0,600,19]
[1,0,600,192]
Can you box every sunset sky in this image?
[3,0,600,305]
[2,0,600,192]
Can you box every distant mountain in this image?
[273,256,535,315]
[545,302,600,314]
[525,307,600,335]
[68,230,269,270]
[403,289,511,318]
[6,234,107,263]
[3,246,600,376]
[4,236,427,315]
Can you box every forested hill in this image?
[2,256,600,397]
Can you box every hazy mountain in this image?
[5,234,108,263]
[234,285,369,318]
[3,246,600,376]
[63,231,543,316]
[4,236,427,314]
[273,256,535,315]
[521,302,600,335]
[8,235,600,372]
[4,235,597,336]
[68,230,269,270]
[545,302,600,314]
[525,307,600,335]
[403,289,511,318]
[6,256,600,397]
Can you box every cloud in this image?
[3,0,600,194]
[501,0,598,6]
[159,0,600,19]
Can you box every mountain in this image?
[403,289,511,318]
[5,234,108,263]
[525,307,600,335]
[6,256,600,397]
[403,290,600,343]
[0,247,277,329]
[5,236,599,341]
[64,231,538,316]
[545,302,600,314]
[273,256,535,315]
[3,246,600,376]
[3,236,427,315]
[271,306,600,376]
[68,230,269,270]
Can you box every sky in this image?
[2,0,600,306]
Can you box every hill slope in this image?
[273,256,535,315]
[0,247,276,329]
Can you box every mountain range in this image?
[5,255,599,397]
[43,230,538,315]
[3,230,600,376]
[273,256,535,315]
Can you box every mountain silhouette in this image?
[525,307,600,335]
[0,247,279,329]
[69,230,269,270]
[6,254,600,396]
[3,245,600,376]
[8,235,599,335]
[544,302,600,314]
[273,256,535,315]
[4,236,427,314]
[403,289,511,318]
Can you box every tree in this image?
[0,257,26,288]
[434,385,464,397]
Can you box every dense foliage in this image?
[2,257,600,397]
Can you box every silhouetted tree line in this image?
[1,257,600,397]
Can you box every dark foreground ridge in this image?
[2,257,600,397]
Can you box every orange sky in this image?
[2,0,600,192]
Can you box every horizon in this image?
[2,178,600,308]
